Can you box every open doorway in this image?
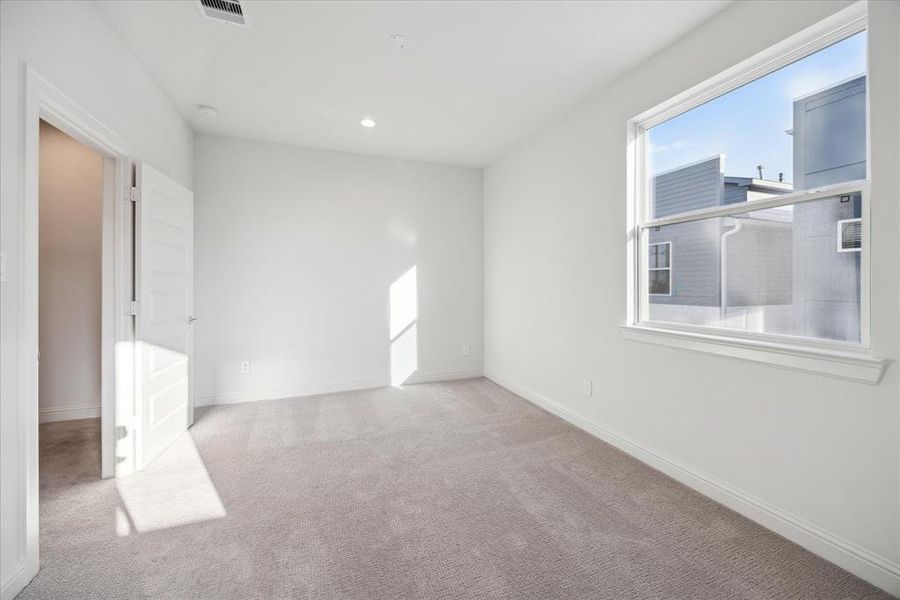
[38,120,105,481]
[14,65,200,597]
[16,66,195,590]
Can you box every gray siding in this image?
[652,156,724,218]
[650,156,724,307]
[791,76,865,341]
[793,76,866,190]
[650,215,793,310]
[724,181,748,205]
[723,218,793,307]
[649,219,721,307]
[791,196,861,341]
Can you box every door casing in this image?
[15,64,134,596]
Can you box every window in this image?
[837,218,862,252]
[625,5,885,383]
[648,242,671,295]
[639,26,867,343]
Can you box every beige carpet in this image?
[21,378,890,599]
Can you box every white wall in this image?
[484,0,900,594]
[0,2,193,596]
[193,135,483,405]
[38,121,103,423]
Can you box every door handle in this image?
[188,316,198,325]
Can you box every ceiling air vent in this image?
[198,0,247,26]
[837,218,862,253]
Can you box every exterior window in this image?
[837,218,862,252]
[630,25,870,347]
[648,242,671,295]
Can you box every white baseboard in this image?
[0,561,35,600]
[194,369,485,407]
[39,404,100,423]
[194,377,390,407]
[403,369,484,384]
[485,371,900,598]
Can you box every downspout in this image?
[720,219,743,323]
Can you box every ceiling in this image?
[97,1,731,167]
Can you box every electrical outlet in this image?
[583,379,593,397]
[240,361,251,374]
[462,344,471,356]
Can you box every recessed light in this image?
[360,118,377,128]
[198,104,218,117]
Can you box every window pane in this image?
[649,243,670,269]
[646,193,862,343]
[648,269,670,296]
[647,31,866,220]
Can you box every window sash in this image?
[641,180,868,231]
[635,183,870,348]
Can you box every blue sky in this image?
[648,31,866,183]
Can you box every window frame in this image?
[622,2,886,384]
[837,217,863,253]
[647,241,672,296]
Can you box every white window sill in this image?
[620,324,887,384]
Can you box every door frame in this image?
[18,64,133,583]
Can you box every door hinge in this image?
[129,187,140,203]
[129,300,140,316]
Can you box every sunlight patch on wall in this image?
[390,266,418,386]
[391,323,418,386]
[390,266,418,338]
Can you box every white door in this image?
[134,162,194,470]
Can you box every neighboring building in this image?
[791,75,865,341]
[648,156,791,311]
[648,75,865,342]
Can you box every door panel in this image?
[135,162,193,469]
